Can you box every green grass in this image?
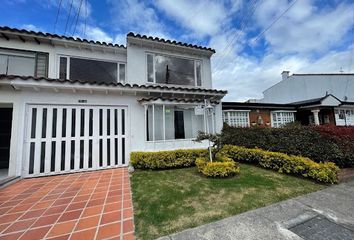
[131,164,325,240]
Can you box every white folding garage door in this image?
[23,105,128,177]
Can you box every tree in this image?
[194,131,222,162]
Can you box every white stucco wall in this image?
[0,37,127,80]
[261,74,354,103]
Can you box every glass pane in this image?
[154,105,164,140]
[155,55,195,86]
[146,106,153,141]
[59,57,67,79]
[119,63,125,82]
[0,55,7,74]
[165,106,175,140]
[70,58,117,83]
[196,61,202,86]
[147,54,154,82]
[36,53,48,77]
[192,112,204,137]
[183,109,193,139]
[7,55,35,76]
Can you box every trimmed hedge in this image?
[314,125,354,168]
[130,149,208,169]
[196,155,240,178]
[220,145,339,184]
[221,124,346,167]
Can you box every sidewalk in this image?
[158,179,354,240]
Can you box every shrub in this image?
[221,125,345,167]
[220,145,339,184]
[314,125,354,168]
[196,154,240,178]
[130,149,208,169]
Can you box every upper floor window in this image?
[271,111,295,127]
[223,111,250,127]
[59,56,125,83]
[146,53,202,87]
[0,48,48,77]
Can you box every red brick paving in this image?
[0,168,134,240]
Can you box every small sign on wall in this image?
[195,105,204,115]
[78,99,87,103]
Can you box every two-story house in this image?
[0,26,226,180]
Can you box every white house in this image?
[0,26,226,179]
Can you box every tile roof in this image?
[0,26,126,49]
[0,74,227,95]
[127,32,216,53]
[138,97,220,104]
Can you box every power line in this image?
[72,0,84,36]
[252,0,299,44]
[53,0,63,33]
[64,0,74,35]
[213,0,259,73]
[84,0,87,39]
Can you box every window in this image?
[146,53,202,86]
[0,48,48,77]
[271,111,295,127]
[146,105,206,141]
[223,111,250,127]
[59,56,125,83]
[334,108,354,126]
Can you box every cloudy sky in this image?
[1,0,353,101]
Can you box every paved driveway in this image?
[0,168,134,240]
[159,179,354,240]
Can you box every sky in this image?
[1,0,353,101]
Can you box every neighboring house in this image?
[222,71,354,128]
[0,26,226,179]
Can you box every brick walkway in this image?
[0,168,134,240]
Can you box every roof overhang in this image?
[127,34,215,57]
[138,97,219,106]
[0,27,126,54]
[0,75,227,99]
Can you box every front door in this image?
[174,110,185,139]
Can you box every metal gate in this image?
[23,105,128,177]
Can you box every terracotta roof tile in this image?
[0,74,227,95]
[138,97,219,104]
[127,32,215,53]
[0,26,126,49]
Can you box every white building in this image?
[261,71,354,103]
[222,71,354,128]
[0,27,226,179]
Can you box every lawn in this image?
[131,163,325,240]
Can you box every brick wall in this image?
[249,109,271,127]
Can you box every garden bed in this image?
[131,164,324,240]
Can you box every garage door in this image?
[23,105,128,177]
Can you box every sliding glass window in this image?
[146,105,205,141]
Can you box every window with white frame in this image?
[146,53,202,87]
[334,108,354,126]
[0,48,48,77]
[59,56,125,83]
[271,111,295,127]
[146,105,208,141]
[222,111,250,127]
